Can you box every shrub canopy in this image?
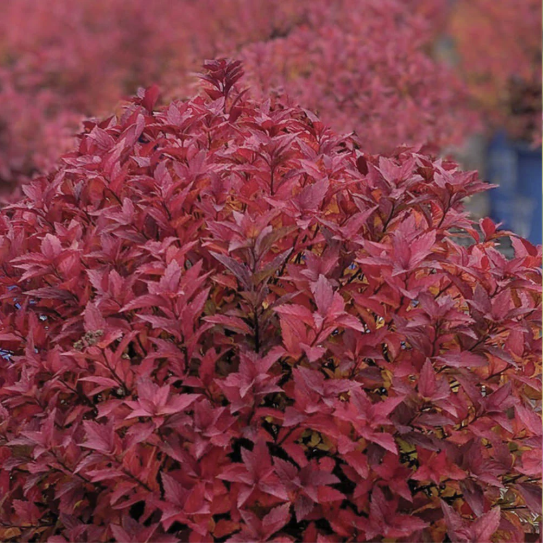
[0,61,541,542]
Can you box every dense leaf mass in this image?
[0,62,541,542]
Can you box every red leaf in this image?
[142,84,161,112]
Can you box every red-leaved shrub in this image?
[0,61,541,542]
[0,0,476,190]
[449,0,542,143]
[238,0,476,154]
[0,0,305,189]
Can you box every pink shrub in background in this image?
[0,61,540,543]
[0,0,475,191]
[449,0,542,143]
[238,0,476,155]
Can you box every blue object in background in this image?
[487,131,517,232]
[487,131,542,245]
[515,141,542,245]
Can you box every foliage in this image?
[0,0,474,190]
[0,61,541,542]
[238,0,476,154]
[0,0,304,189]
[449,0,542,143]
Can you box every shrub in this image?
[449,0,542,143]
[238,0,477,155]
[0,0,305,189]
[0,0,475,190]
[0,60,541,542]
